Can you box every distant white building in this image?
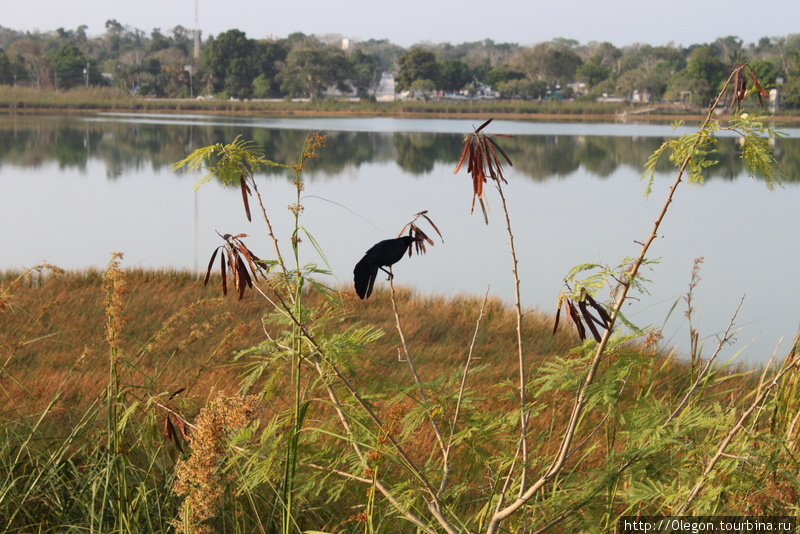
[321,71,395,100]
[374,72,396,101]
[769,87,780,113]
[631,89,651,103]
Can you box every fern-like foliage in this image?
[642,112,785,196]
[729,112,786,190]
[172,135,286,190]
[642,121,720,197]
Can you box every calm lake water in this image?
[2,112,799,365]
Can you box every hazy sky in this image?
[1,0,797,48]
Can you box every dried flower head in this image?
[102,252,128,355]
[173,392,261,534]
[205,233,268,300]
[398,210,444,258]
[453,118,513,224]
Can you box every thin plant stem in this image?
[440,287,490,496]
[283,138,310,534]
[254,181,284,263]
[667,296,745,424]
[388,273,447,458]
[674,347,800,514]
[495,179,529,496]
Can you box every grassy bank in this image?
[1,266,797,533]
[0,85,700,120]
[0,267,572,420]
[1,267,594,426]
[0,266,589,531]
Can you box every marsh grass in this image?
[0,267,575,431]
[0,265,584,532]
[0,85,700,118]
[1,264,789,533]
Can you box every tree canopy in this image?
[396,47,438,92]
[0,22,799,107]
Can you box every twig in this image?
[388,273,447,460]
[495,179,529,498]
[667,296,746,425]
[673,350,800,514]
[440,287,490,496]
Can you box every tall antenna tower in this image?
[193,0,200,70]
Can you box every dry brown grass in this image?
[2,266,791,532]
[0,266,703,421]
[0,269,256,418]
[0,268,576,417]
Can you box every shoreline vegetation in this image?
[1,260,792,532]
[3,85,800,123]
[0,267,581,418]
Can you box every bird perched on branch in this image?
[353,236,420,299]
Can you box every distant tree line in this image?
[1,22,800,108]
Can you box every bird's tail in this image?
[353,261,378,299]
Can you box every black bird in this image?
[353,236,419,299]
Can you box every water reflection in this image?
[1,113,799,366]
[1,114,798,183]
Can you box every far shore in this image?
[3,86,799,123]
